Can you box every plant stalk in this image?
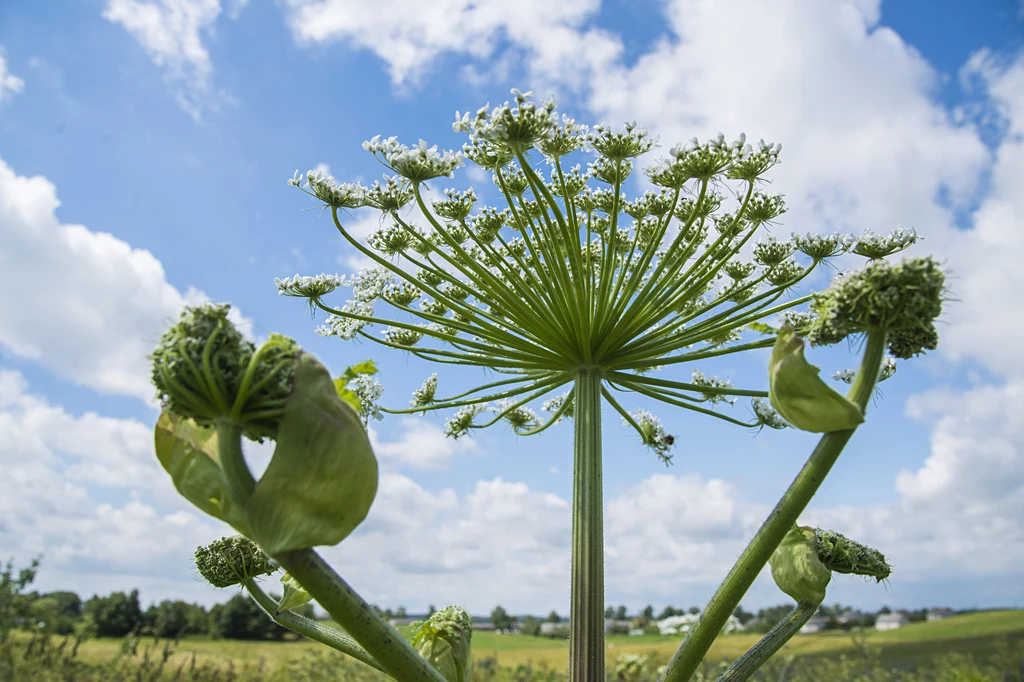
[272,548,447,682]
[569,367,604,682]
[717,602,818,681]
[243,579,391,676]
[661,330,888,682]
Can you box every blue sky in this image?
[1,0,1022,617]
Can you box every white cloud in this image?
[279,0,621,92]
[0,370,224,601]
[371,417,478,470]
[0,155,252,403]
[102,0,249,120]
[0,48,24,103]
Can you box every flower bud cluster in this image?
[194,535,276,588]
[808,257,944,358]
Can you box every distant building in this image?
[605,619,633,634]
[628,628,645,636]
[472,622,497,632]
[927,608,955,622]
[875,613,909,631]
[388,617,417,627]
[799,616,830,635]
[539,622,564,635]
[835,611,864,627]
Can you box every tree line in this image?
[13,587,314,641]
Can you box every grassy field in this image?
[61,609,1024,673]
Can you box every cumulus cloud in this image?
[0,48,24,103]
[0,370,224,601]
[0,156,252,403]
[371,417,478,470]
[102,0,250,120]
[279,0,621,92]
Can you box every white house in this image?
[799,616,829,634]
[657,614,742,636]
[927,608,955,622]
[875,613,909,631]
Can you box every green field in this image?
[54,609,1024,674]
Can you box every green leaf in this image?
[768,326,864,433]
[347,359,378,376]
[748,321,778,336]
[333,379,362,413]
[153,412,252,536]
[246,353,379,555]
[276,573,314,614]
[769,525,831,605]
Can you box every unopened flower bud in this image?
[194,535,276,588]
[814,528,891,582]
[411,605,473,682]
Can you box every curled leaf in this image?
[769,326,864,433]
[770,525,831,605]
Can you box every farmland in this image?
[56,609,1024,673]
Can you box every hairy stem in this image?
[272,548,446,682]
[243,579,391,676]
[717,602,818,682]
[569,367,604,682]
[661,330,888,682]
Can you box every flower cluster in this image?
[281,89,943,458]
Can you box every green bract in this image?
[411,605,474,682]
[769,526,831,606]
[277,572,314,614]
[153,313,379,556]
[768,326,864,433]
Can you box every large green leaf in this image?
[153,412,251,536]
[768,327,864,433]
[246,353,379,555]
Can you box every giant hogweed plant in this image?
[150,90,943,682]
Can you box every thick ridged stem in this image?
[243,579,391,676]
[569,367,604,682]
[272,548,446,682]
[662,330,887,682]
[717,602,818,682]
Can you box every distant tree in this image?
[427,605,436,617]
[879,606,892,615]
[605,606,615,619]
[384,607,395,619]
[547,610,561,624]
[144,600,208,638]
[209,594,286,640]
[658,606,682,620]
[1,557,39,638]
[491,605,515,632]
[520,616,541,636]
[84,590,142,637]
[732,606,754,626]
[754,605,794,633]
[395,606,408,619]
[688,606,700,615]
[642,605,654,621]
[614,605,628,621]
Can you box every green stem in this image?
[569,367,604,682]
[718,602,818,682]
[661,330,887,682]
[216,422,255,503]
[243,579,391,677]
[271,548,447,682]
